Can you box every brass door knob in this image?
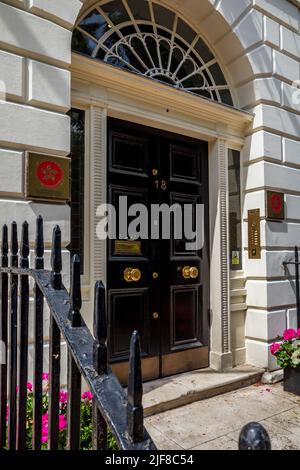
[182,266,199,279]
[153,312,159,319]
[124,267,142,282]
[190,267,199,279]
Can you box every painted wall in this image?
[0,0,300,372]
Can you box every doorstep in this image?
[143,365,265,417]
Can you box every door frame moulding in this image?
[71,54,253,371]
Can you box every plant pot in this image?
[283,368,300,396]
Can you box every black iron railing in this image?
[283,246,300,328]
[0,217,156,450]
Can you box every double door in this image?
[107,118,209,383]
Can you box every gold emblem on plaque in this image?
[248,209,261,259]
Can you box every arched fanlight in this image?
[72,0,233,106]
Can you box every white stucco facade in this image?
[1,0,300,375]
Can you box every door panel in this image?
[107,118,209,383]
[109,289,150,359]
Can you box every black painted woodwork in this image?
[107,118,209,378]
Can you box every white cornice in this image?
[71,53,253,144]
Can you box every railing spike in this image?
[20,221,29,269]
[93,281,107,375]
[35,216,44,269]
[50,225,62,290]
[10,222,18,268]
[69,254,82,327]
[1,225,8,268]
[239,422,271,450]
[127,330,144,443]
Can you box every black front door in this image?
[107,118,209,383]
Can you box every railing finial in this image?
[69,254,82,327]
[10,221,18,268]
[93,281,107,375]
[1,225,8,268]
[35,216,44,270]
[50,225,62,290]
[239,422,271,450]
[20,221,29,269]
[127,330,144,443]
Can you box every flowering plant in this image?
[8,373,117,450]
[270,328,300,369]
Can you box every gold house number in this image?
[155,180,167,190]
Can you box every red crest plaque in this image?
[26,153,70,201]
[266,191,285,221]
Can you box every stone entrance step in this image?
[143,365,265,417]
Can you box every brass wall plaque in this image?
[26,153,70,201]
[248,209,261,259]
[266,190,285,221]
[114,240,141,256]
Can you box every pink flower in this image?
[283,329,297,341]
[41,413,48,443]
[27,382,33,392]
[41,412,67,443]
[81,391,93,401]
[298,328,300,338]
[59,390,68,404]
[42,372,49,381]
[59,414,67,432]
[270,343,281,355]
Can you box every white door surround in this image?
[71,53,253,371]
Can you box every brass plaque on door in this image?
[114,240,141,256]
[248,209,261,259]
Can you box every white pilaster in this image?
[90,105,107,290]
[209,138,233,371]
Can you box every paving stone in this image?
[267,407,300,436]
[190,435,237,451]
[268,382,300,405]
[145,423,184,450]
[252,419,299,451]
[145,383,298,450]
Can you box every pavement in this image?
[145,382,300,450]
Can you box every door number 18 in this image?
[155,180,167,190]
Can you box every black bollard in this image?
[239,422,271,450]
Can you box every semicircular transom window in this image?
[72,0,233,106]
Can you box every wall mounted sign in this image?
[266,190,285,221]
[248,209,261,259]
[26,153,70,201]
